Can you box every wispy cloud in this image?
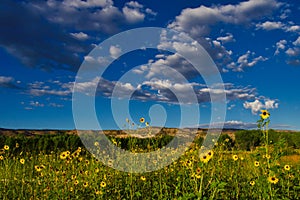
[198,120,257,129]
[228,51,268,72]
[0,76,21,89]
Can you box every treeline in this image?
[235,129,300,150]
[0,130,300,153]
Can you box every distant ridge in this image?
[0,127,296,138]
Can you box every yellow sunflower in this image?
[232,155,238,161]
[4,145,9,151]
[35,165,42,172]
[83,182,89,188]
[100,181,107,188]
[20,158,25,164]
[284,165,290,171]
[200,154,210,163]
[74,180,79,185]
[185,160,192,167]
[254,161,260,167]
[250,181,255,186]
[0,155,3,160]
[268,176,279,184]
[260,110,270,119]
[140,176,146,181]
[207,150,214,159]
[139,117,145,123]
[60,151,68,160]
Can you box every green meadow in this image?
[1,117,300,199]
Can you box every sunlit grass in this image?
[0,113,299,199]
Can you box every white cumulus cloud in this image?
[243,99,278,114]
[109,45,122,59]
[70,32,89,40]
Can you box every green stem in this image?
[264,123,273,200]
[287,173,290,198]
[159,171,163,199]
[198,168,205,200]
[130,174,133,200]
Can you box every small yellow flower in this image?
[94,142,99,146]
[139,117,145,123]
[200,154,210,163]
[250,181,255,186]
[83,182,89,188]
[260,110,270,119]
[200,150,214,163]
[196,167,201,174]
[254,161,260,167]
[268,176,279,184]
[95,190,103,195]
[74,180,79,185]
[20,158,25,164]
[284,165,290,171]
[232,155,238,161]
[195,174,201,179]
[100,181,106,188]
[185,160,192,167]
[35,165,42,172]
[145,122,149,126]
[0,155,3,160]
[207,150,214,158]
[15,143,19,148]
[72,151,80,158]
[4,145,9,150]
[140,176,146,181]
[60,152,68,160]
[264,154,271,159]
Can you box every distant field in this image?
[0,129,300,199]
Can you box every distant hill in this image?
[0,127,241,138]
[0,127,296,138]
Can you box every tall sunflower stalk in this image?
[257,110,273,199]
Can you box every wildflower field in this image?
[1,114,300,199]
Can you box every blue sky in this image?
[0,0,300,130]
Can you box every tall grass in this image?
[0,138,299,199]
[0,114,300,199]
